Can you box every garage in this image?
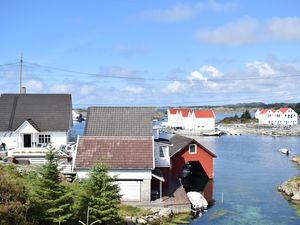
[118,180,141,201]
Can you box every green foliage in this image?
[241,110,251,119]
[0,165,31,225]
[27,149,73,225]
[80,164,122,225]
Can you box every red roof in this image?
[169,108,192,117]
[75,136,154,169]
[180,109,191,117]
[259,109,269,114]
[279,108,289,113]
[194,110,215,118]
[169,108,179,114]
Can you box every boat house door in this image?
[24,134,32,147]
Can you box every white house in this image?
[74,107,157,202]
[0,94,73,163]
[255,107,298,126]
[167,108,215,130]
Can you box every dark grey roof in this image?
[169,135,193,157]
[168,134,216,158]
[0,94,72,132]
[84,107,155,137]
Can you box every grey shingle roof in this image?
[0,94,72,132]
[84,107,155,137]
[169,134,216,158]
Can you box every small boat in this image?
[187,191,208,212]
[279,148,290,155]
[203,131,221,136]
[180,163,191,178]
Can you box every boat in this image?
[187,191,208,212]
[179,163,191,178]
[279,148,290,155]
[203,131,221,136]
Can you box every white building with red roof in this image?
[255,107,298,126]
[167,108,215,130]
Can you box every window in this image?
[159,146,167,158]
[38,134,51,144]
[189,144,197,154]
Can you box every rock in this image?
[137,218,147,224]
[131,216,137,224]
[292,191,300,201]
[158,208,173,218]
[125,216,134,225]
[149,207,160,214]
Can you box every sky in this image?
[1,0,300,107]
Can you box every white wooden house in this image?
[255,107,298,126]
[0,94,72,163]
[167,108,215,130]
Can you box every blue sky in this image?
[1,0,300,107]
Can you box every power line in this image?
[23,61,300,82]
[0,62,19,67]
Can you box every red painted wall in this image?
[171,141,214,179]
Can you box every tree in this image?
[0,165,31,225]
[80,164,122,225]
[241,110,251,119]
[28,148,73,225]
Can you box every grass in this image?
[118,204,149,218]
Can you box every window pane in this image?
[159,146,165,157]
[189,144,196,153]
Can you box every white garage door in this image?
[118,180,141,201]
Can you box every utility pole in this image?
[19,54,23,93]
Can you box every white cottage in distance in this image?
[0,93,73,163]
[167,108,215,130]
[255,107,298,126]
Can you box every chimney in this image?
[21,87,26,94]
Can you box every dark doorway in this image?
[23,134,31,147]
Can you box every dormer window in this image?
[189,144,197,154]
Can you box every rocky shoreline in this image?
[124,207,175,225]
[218,124,300,136]
[277,156,300,201]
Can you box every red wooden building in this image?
[168,135,216,179]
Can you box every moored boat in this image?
[279,148,290,155]
[203,131,221,136]
[187,191,208,212]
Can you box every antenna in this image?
[19,54,23,93]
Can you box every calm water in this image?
[71,122,300,224]
[190,135,300,225]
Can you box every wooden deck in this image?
[161,175,191,213]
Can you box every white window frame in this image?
[189,144,197,154]
[38,134,51,144]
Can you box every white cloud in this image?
[166,81,184,93]
[188,71,207,82]
[196,17,260,46]
[25,79,44,91]
[134,1,235,22]
[196,16,300,46]
[123,86,145,94]
[200,65,224,78]
[246,61,277,76]
[80,84,96,95]
[50,84,72,93]
[268,17,300,42]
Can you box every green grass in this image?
[118,204,149,218]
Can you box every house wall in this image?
[76,169,152,202]
[171,142,214,179]
[0,131,68,149]
[258,108,298,125]
[193,118,215,130]
[154,142,170,167]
